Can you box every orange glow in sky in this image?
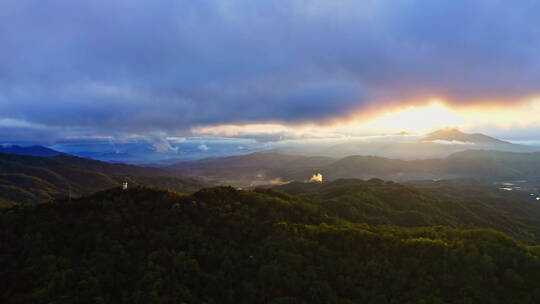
[192,97,540,139]
[362,101,465,133]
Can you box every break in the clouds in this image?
[1,0,540,142]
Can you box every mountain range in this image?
[421,128,510,144]
[3,128,540,204]
[169,149,540,184]
[0,152,208,205]
[307,129,539,159]
[0,145,63,157]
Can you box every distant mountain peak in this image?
[421,128,510,144]
[0,145,63,157]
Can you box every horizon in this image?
[2,1,540,153]
[3,127,540,165]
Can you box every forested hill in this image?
[170,150,540,181]
[274,178,540,242]
[0,152,207,204]
[2,185,540,303]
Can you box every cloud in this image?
[308,173,323,183]
[198,144,209,151]
[192,123,347,142]
[146,132,179,153]
[1,0,540,142]
[0,118,46,129]
[427,140,475,145]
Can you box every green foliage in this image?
[0,153,208,204]
[1,186,540,303]
[275,179,540,241]
[0,198,16,208]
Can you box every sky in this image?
[2,0,540,150]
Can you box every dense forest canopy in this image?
[2,183,540,303]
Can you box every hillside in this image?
[421,128,510,144]
[0,145,63,157]
[319,150,540,180]
[170,152,335,181]
[309,129,537,159]
[0,153,207,204]
[444,150,540,176]
[51,154,170,176]
[275,179,540,241]
[2,185,540,303]
[170,150,540,183]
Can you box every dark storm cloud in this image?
[1,0,540,140]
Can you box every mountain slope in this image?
[171,150,540,183]
[0,153,207,204]
[274,178,540,240]
[169,152,335,181]
[421,128,510,144]
[1,185,540,303]
[52,154,170,176]
[310,129,538,159]
[142,146,540,182]
[317,150,540,180]
[0,145,63,156]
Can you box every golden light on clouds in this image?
[361,101,465,133]
[455,97,540,128]
[349,97,540,135]
[194,123,291,137]
[192,123,346,141]
[192,97,540,140]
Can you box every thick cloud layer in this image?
[1,0,540,141]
